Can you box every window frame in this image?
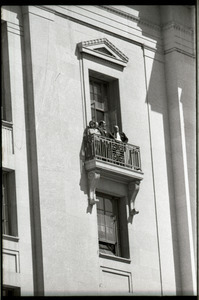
[96,189,134,261]
[88,71,122,133]
[96,192,121,257]
[89,76,109,125]
[2,170,18,237]
[2,172,10,235]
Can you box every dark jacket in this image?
[112,131,128,143]
[98,127,114,139]
[120,132,128,143]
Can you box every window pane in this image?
[96,110,104,123]
[91,108,96,122]
[93,83,101,95]
[2,173,9,235]
[104,197,113,213]
[89,82,93,93]
[99,241,115,255]
[96,196,104,210]
[94,93,101,102]
[105,215,116,243]
[96,193,120,255]
[97,213,105,225]
[98,225,106,240]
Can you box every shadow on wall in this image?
[136,5,196,295]
[75,44,94,214]
[79,131,95,214]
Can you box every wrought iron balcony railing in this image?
[84,134,142,171]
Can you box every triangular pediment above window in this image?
[78,38,129,68]
[95,47,115,57]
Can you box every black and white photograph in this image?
[1,4,197,297]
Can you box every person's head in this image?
[89,120,95,128]
[113,125,119,133]
[99,120,106,129]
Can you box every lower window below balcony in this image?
[96,192,130,260]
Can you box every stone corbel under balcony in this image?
[85,158,143,212]
[128,180,140,216]
[87,170,101,205]
[84,134,143,211]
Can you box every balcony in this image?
[84,134,144,213]
[84,134,143,182]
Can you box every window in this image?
[2,172,9,234]
[96,192,130,259]
[89,70,122,133]
[90,77,109,126]
[2,171,18,236]
[97,193,120,256]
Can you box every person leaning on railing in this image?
[96,120,111,159]
[112,125,128,165]
[84,120,101,159]
[112,125,128,143]
[98,120,114,139]
[86,120,101,135]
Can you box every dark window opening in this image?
[89,71,122,133]
[97,193,120,256]
[96,192,130,259]
[2,171,18,237]
[90,77,108,126]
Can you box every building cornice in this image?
[99,5,161,32]
[164,47,195,58]
[99,5,194,36]
[162,21,194,35]
[100,5,140,23]
[34,5,159,53]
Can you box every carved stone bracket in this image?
[87,171,101,205]
[128,180,140,216]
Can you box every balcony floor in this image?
[85,158,144,183]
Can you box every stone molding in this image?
[80,38,129,63]
[100,5,140,23]
[39,6,160,52]
[162,21,194,35]
[100,5,194,36]
[100,5,161,32]
[164,47,195,58]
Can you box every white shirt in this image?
[115,132,122,142]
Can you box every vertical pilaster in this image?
[161,6,196,295]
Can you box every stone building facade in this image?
[1,5,196,296]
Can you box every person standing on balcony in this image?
[112,125,128,143]
[112,125,128,165]
[98,120,114,138]
[84,121,100,159]
[87,120,101,135]
[98,120,114,160]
